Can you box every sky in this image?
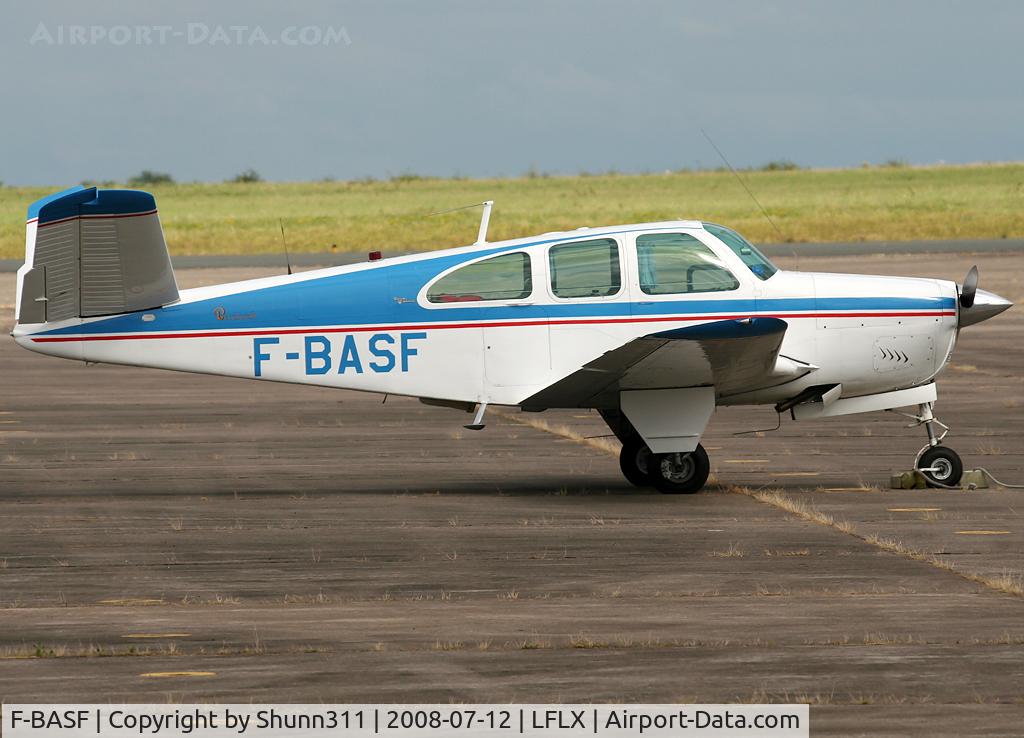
[2,0,1023,185]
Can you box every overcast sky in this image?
[2,1,1022,185]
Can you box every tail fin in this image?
[16,185,179,326]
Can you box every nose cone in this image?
[959,288,1013,328]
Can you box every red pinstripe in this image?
[30,310,956,343]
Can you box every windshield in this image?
[703,223,778,280]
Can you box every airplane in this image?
[11,185,1013,493]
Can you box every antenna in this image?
[427,200,494,246]
[700,129,786,244]
[476,200,493,245]
[278,218,293,275]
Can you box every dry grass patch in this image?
[741,687,931,705]
[492,411,620,456]
[737,487,856,535]
[971,632,1024,646]
[0,643,177,660]
[433,640,464,651]
[180,593,241,606]
[569,633,611,649]
[513,636,552,650]
[982,571,1024,596]
[709,543,746,558]
[861,632,926,646]
[764,548,810,557]
[754,585,791,597]
[282,590,331,605]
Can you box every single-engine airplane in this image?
[12,186,1013,493]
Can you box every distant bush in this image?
[80,179,118,187]
[760,160,800,171]
[230,168,263,183]
[882,158,908,168]
[128,170,175,185]
[390,172,425,184]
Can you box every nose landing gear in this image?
[899,402,963,488]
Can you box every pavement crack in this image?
[729,486,1023,599]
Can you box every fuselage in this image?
[14,220,961,408]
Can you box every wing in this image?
[522,317,795,410]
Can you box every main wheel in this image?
[619,437,654,488]
[649,444,710,494]
[917,446,963,488]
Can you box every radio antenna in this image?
[427,200,494,245]
[700,129,786,244]
[279,218,293,275]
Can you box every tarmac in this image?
[0,249,1022,736]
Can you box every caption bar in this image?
[3,705,806,738]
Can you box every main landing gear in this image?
[619,437,711,494]
[903,402,963,488]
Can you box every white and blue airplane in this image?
[12,186,1012,493]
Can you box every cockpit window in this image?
[703,223,778,280]
[549,238,621,298]
[636,232,739,295]
[427,252,532,303]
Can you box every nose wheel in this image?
[902,402,964,488]
[619,437,710,494]
[917,446,963,487]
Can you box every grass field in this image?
[3,163,1024,259]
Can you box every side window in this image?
[636,233,739,295]
[426,252,532,303]
[549,238,621,298]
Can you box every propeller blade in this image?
[960,265,978,308]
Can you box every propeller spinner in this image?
[957,265,1012,328]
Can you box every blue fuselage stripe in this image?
[32,229,956,338]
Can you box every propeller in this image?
[957,265,1012,329]
[959,265,978,309]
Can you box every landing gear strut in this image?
[903,402,963,488]
[618,437,710,494]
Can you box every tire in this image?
[917,446,963,488]
[619,437,654,488]
[649,444,710,494]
